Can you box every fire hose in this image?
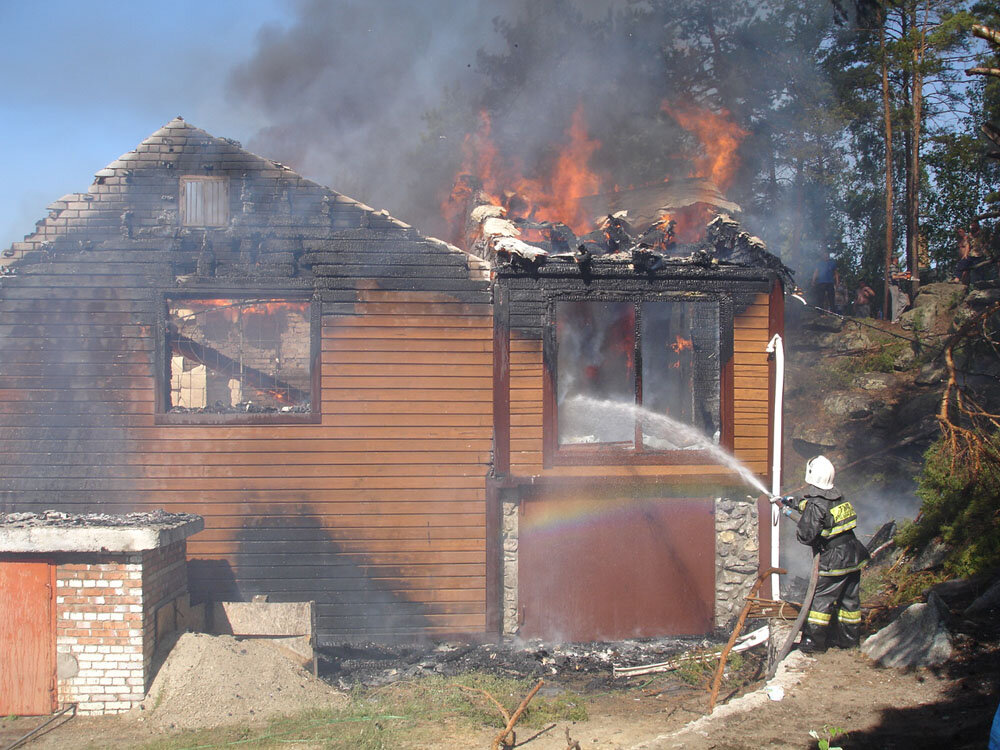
[764,497,821,680]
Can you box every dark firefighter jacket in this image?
[793,485,870,577]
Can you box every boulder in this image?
[915,361,947,386]
[853,373,894,391]
[822,392,875,419]
[790,424,838,449]
[871,404,895,429]
[914,281,963,308]
[963,285,1000,309]
[804,309,844,332]
[964,578,1000,617]
[896,391,941,426]
[893,347,917,370]
[912,538,950,571]
[836,329,873,352]
[861,592,953,668]
[899,306,932,331]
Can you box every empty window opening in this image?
[555,299,720,450]
[180,177,228,227]
[166,298,311,414]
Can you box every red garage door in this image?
[518,493,715,641]
[0,560,55,715]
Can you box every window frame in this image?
[155,290,321,426]
[179,175,230,227]
[542,292,733,467]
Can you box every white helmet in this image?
[804,455,835,490]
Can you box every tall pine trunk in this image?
[906,0,927,293]
[880,19,895,318]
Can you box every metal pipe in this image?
[765,333,784,599]
[2,704,76,750]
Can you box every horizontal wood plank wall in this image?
[731,292,771,477]
[504,279,772,484]
[0,118,493,643]
[314,290,492,639]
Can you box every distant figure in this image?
[812,253,839,311]
[889,260,910,322]
[789,456,870,652]
[853,283,875,318]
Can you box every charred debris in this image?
[461,181,793,283]
[320,635,717,690]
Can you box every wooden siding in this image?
[0,118,493,643]
[731,292,771,475]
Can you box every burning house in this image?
[0,116,787,646]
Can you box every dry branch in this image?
[457,684,511,724]
[492,679,544,750]
[708,566,783,712]
[937,301,1000,472]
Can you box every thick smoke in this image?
[228,1,743,239]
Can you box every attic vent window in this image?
[163,297,315,422]
[180,176,228,227]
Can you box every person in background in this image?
[784,456,870,653]
[888,260,910,322]
[853,283,875,318]
[812,253,839,311]
[955,226,973,284]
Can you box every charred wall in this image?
[0,118,492,643]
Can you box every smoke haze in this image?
[228,0,839,250]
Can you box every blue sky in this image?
[0,1,293,249]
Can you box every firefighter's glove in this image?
[780,495,797,509]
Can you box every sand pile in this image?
[134,632,345,729]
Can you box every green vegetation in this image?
[898,433,1000,577]
[131,672,587,750]
[834,340,908,375]
[861,559,948,609]
[809,725,847,750]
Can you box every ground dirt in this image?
[1,619,996,750]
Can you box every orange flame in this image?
[671,335,693,353]
[441,104,602,241]
[181,299,309,324]
[661,102,747,191]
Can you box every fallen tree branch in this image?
[492,679,544,750]
[708,567,782,711]
[457,684,511,724]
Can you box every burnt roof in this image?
[2,117,487,282]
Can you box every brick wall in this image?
[55,541,188,714]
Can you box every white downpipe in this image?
[765,333,784,599]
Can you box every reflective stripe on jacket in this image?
[794,485,870,577]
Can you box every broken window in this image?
[165,298,312,416]
[555,299,720,451]
[180,176,228,227]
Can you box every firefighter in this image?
[784,455,870,652]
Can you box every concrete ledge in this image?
[211,600,315,669]
[0,511,204,553]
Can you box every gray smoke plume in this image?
[228,0,839,269]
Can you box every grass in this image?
[130,671,587,750]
